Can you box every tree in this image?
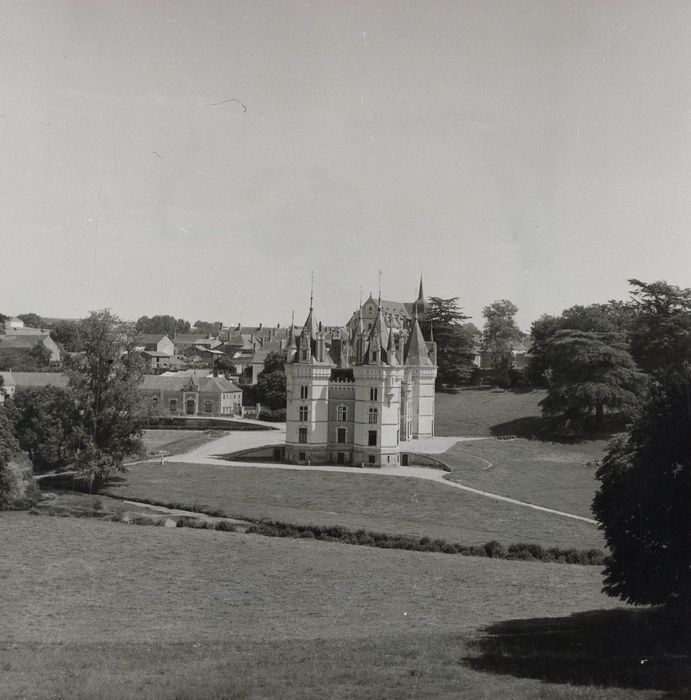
[628,279,691,378]
[255,351,287,410]
[17,312,44,329]
[0,410,37,510]
[528,302,634,387]
[538,330,647,428]
[6,386,78,472]
[593,369,691,607]
[0,342,52,372]
[135,315,191,336]
[424,297,475,387]
[50,320,83,352]
[482,300,523,387]
[68,310,146,487]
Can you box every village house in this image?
[140,374,243,416]
[0,317,62,366]
[0,371,69,404]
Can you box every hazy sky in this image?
[2,1,690,330]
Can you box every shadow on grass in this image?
[490,415,628,443]
[464,608,691,694]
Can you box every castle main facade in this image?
[284,283,437,466]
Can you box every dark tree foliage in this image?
[593,369,691,607]
[50,320,83,352]
[0,343,52,372]
[17,313,45,329]
[528,302,634,386]
[423,297,475,387]
[7,387,78,471]
[135,315,191,336]
[628,279,691,378]
[482,300,523,387]
[538,330,648,428]
[68,310,146,487]
[0,410,37,510]
[254,351,287,410]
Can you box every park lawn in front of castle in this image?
[105,460,603,550]
[2,511,651,700]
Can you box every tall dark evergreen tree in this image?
[538,330,647,428]
[628,279,691,378]
[593,369,691,607]
[423,297,475,387]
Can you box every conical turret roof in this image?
[404,313,433,366]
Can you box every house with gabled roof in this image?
[140,374,242,416]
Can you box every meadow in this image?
[5,512,683,700]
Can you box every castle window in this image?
[298,428,307,444]
[368,430,377,446]
[299,405,309,421]
[300,385,309,399]
[169,399,177,412]
[368,455,376,464]
[151,397,159,408]
[204,400,213,414]
[337,427,346,444]
[369,387,378,401]
[337,405,347,421]
[368,408,378,424]
[299,451,306,461]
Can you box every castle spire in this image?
[404,312,433,367]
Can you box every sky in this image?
[2,1,691,331]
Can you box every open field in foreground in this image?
[440,439,606,519]
[5,512,685,699]
[107,461,604,549]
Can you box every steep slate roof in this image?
[0,335,47,349]
[404,317,433,366]
[140,374,241,393]
[140,334,170,344]
[4,372,69,389]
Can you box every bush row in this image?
[245,521,605,565]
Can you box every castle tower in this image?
[352,302,404,466]
[285,301,334,464]
[402,310,437,438]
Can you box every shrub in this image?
[215,520,237,532]
[484,540,507,558]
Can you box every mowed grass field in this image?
[106,461,604,550]
[140,429,220,458]
[434,387,547,437]
[441,440,605,519]
[4,512,664,700]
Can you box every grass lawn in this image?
[440,438,606,519]
[141,429,221,458]
[4,512,682,699]
[105,461,604,550]
[434,387,546,437]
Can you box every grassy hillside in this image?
[5,512,676,700]
[106,461,603,549]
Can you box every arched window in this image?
[368,407,378,424]
[337,405,347,422]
